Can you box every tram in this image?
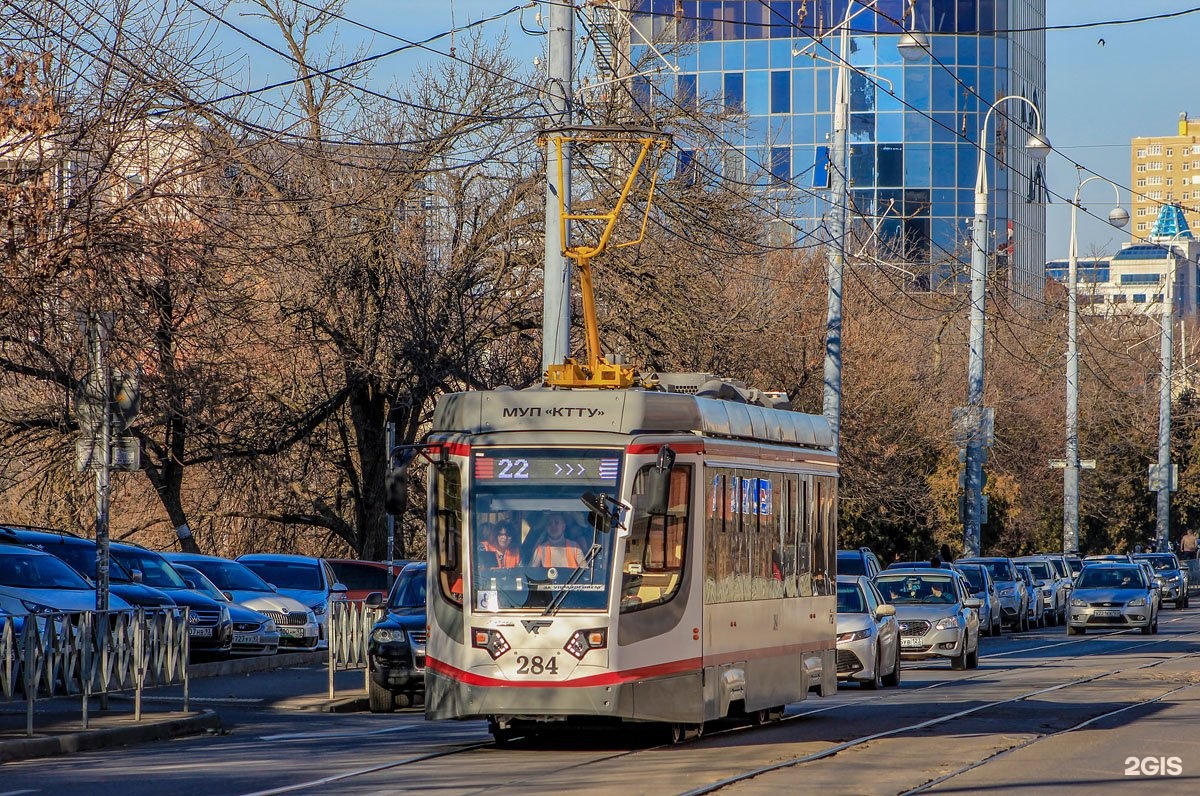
[411,373,838,742]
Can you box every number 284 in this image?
[515,655,558,675]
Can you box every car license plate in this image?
[278,626,305,638]
[189,626,213,637]
[233,633,258,644]
[1093,609,1121,617]
[901,636,925,648]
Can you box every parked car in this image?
[1065,555,1083,578]
[875,567,981,670]
[366,562,427,712]
[0,526,177,609]
[0,544,134,616]
[238,554,347,648]
[1016,565,1047,629]
[107,542,232,656]
[1134,553,1189,609]
[327,559,403,602]
[954,562,1002,637]
[172,563,280,656]
[957,557,1029,632]
[1083,554,1134,565]
[1014,556,1067,626]
[163,553,319,650]
[836,548,882,580]
[835,575,900,689]
[1067,562,1159,635]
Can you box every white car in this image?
[0,544,133,616]
[836,575,900,689]
[164,553,319,650]
[237,554,347,649]
[877,567,982,670]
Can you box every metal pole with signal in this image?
[542,0,574,378]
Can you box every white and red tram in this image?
[419,374,838,741]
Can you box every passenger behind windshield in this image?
[878,576,955,604]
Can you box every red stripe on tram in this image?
[626,442,705,455]
[426,656,703,688]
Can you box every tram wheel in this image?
[488,719,515,746]
[668,722,703,744]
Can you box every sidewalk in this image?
[0,650,365,764]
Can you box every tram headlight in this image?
[471,627,511,659]
[564,628,608,660]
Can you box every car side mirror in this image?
[332,583,348,595]
[222,591,235,602]
[964,598,983,609]
[131,569,143,584]
[365,592,384,607]
[874,604,895,618]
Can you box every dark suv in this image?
[837,548,882,580]
[366,563,427,712]
[0,525,177,608]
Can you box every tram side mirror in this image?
[581,492,611,532]
[645,445,676,515]
[384,447,418,516]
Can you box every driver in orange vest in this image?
[530,513,585,568]
[481,523,522,568]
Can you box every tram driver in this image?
[529,512,587,568]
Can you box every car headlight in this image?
[372,628,406,643]
[1168,575,1181,582]
[837,629,871,643]
[19,599,56,615]
[934,617,958,631]
[262,619,277,633]
[999,588,1014,597]
[220,606,231,623]
[1127,597,1146,607]
[1071,598,1087,607]
[306,611,318,624]
[311,603,326,616]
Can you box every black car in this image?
[109,542,233,656]
[366,563,427,713]
[0,525,177,609]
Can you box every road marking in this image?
[111,695,264,704]
[260,725,418,741]
[0,790,40,795]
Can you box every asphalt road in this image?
[3,610,1199,795]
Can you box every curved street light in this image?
[1063,173,1127,556]
[963,94,1051,557]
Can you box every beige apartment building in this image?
[1131,113,1200,237]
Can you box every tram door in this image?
[619,461,701,722]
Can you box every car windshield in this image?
[876,574,957,604]
[175,566,227,602]
[837,554,865,576]
[1136,555,1179,571]
[1022,561,1053,580]
[25,544,135,583]
[958,565,986,592]
[186,559,274,592]
[1076,567,1144,590]
[389,567,426,610]
[110,548,189,589]
[468,447,621,612]
[0,551,93,590]
[966,559,1014,583]
[242,560,323,591]
[329,562,388,591]
[836,582,866,613]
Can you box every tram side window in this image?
[621,463,691,612]
[812,476,836,596]
[751,472,785,599]
[797,477,813,597]
[434,463,464,606]
[704,471,724,604]
[781,475,799,597]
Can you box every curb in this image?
[0,710,221,765]
[188,650,328,680]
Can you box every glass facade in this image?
[627,0,1047,296]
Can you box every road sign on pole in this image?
[76,436,140,472]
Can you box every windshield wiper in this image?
[543,543,603,617]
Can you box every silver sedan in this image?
[836,575,901,689]
[1067,563,1159,635]
[876,568,982,670]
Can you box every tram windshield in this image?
[469,447,621,612]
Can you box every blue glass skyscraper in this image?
[625,1,1047,297]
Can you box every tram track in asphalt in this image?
[232,616,1200,796]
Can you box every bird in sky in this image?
[1098,38,1106,46]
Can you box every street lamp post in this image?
[821,2,926,453]
[1154,231,1190,551]
[1064,174,1128,556]
[963,96,1051,557]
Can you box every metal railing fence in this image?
[326,599,384,699]
[0,608,189,735]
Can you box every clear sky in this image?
[214,1,1200,262]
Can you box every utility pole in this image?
[1156,246,1177,551]
[821,22,849,454]
[541,0,574,378]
